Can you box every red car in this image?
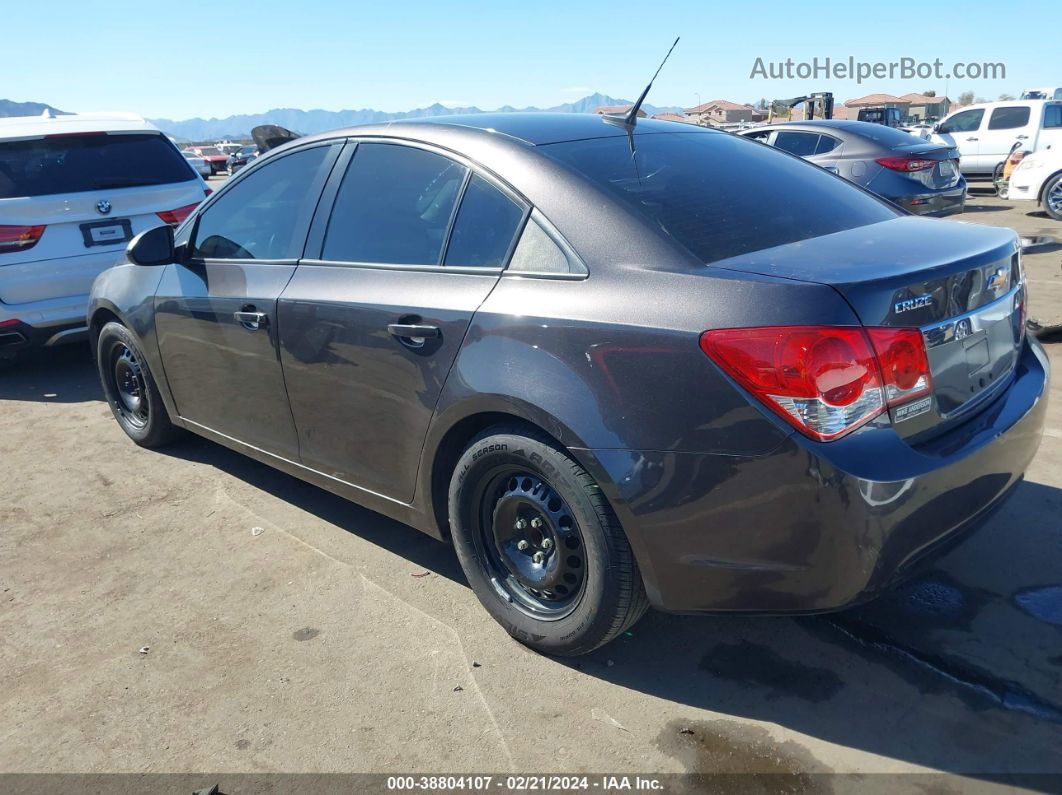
[182,146,229,175]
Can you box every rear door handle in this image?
[1016,135,1029,140]
[387,323,439,345]
[965,137,979,141]
[234,310,268,330]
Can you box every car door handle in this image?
[234,310,268,330]
[388,323,439,340]
[1016,135,1029,140]
[965,137,979,141]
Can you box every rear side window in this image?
[323,143,468,265]
[0,133,195,199]
[814,135,841,154]
[773,131,820,157]
[988,106,1031,130]
[543,132,897,264]
[191,146,330,260]
[444,175,526,267]
[938,109,984,134]
[1043,104,1062,128]
[507,215,584,275]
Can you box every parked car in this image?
[857,106,902,127]
[739,120,965,216]
[1021,87,1062,100]
[0,111,206,363]
[89,114,1047,656]
[183,145,229,175]
[1006,147,1062,220]
[931,100,1062,179]
[226,145,259,175]
[183,152,213,179]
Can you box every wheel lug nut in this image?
[515,519,528,530]
[517,539,529,551]
[530,517,544,529]
[533,551,545,564]
[541,538,553,550]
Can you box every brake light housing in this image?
[0,225,46,254]
[700,325,932,442]
[156,202,200,227]
[876,157,936,172]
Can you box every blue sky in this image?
[3,0,1054,120]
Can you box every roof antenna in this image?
[604,37,680,129]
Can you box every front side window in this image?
[323,143,468,265]
[543,132,896,264]
[988,106,1031,130]
[1045,104,1062,129]
[938,109,984,134]
[191,145,331,260]
[444,175,526,267]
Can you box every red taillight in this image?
[866,328,932,406]
[0,224,46,253]
[204,188,213,197]
[876,157,936,172]
[0,319,20,328]
[156,202,200,227]
[700,325,932,441]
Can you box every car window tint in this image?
[191,146,329,260]
[443,175,525,267]
[773,131,820,157]
[988,106,1031,130]
[323,143,468,265]
[543,132,897,265]
[814,135,841,155]
[0,133,196,199]
[938,109,984,134]
[508,217,575,274]
[1045,104,1062,128]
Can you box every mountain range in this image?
[0,99,68,117]
[147,93,684,141]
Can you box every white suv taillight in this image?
[157,202,200,227]
[0,225,45,254]
[700,325,932,441]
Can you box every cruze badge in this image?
[894,294,933,314]
[96,199,112,215]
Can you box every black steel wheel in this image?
[476,469,586,619]
[449,426,649,656]
[95,321,183,448]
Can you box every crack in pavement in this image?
[820,616,1062,724]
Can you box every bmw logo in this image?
[96,199,112,215]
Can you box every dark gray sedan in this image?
[88,113,1046,655]
[740,119,966,216]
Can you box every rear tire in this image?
[1043,174,1062,221]
[96,322,183,448]
[448,426,649,656]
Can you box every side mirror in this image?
[127,224,175,266]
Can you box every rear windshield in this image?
[542,132,898,264]
[0,133,195,198]
[850,123,932,146]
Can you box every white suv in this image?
[931,99,1062,178]
[0,112,207,361]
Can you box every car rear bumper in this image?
[578,335,1049,614]
[0,293,92,354]
[893,186,966,217]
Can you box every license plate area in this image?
[80,219,133,248]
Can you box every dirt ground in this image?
[2,179,1061,789]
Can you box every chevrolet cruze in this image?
[88,114,1049,655]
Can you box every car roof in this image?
[299,112,718,147]
[0,111,160,141]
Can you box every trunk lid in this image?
[888,143,962,190]
[714,216,1024,439]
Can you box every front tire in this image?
[96,322,183,448]
[448,426,648,656]
[1043,173,1062,221]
